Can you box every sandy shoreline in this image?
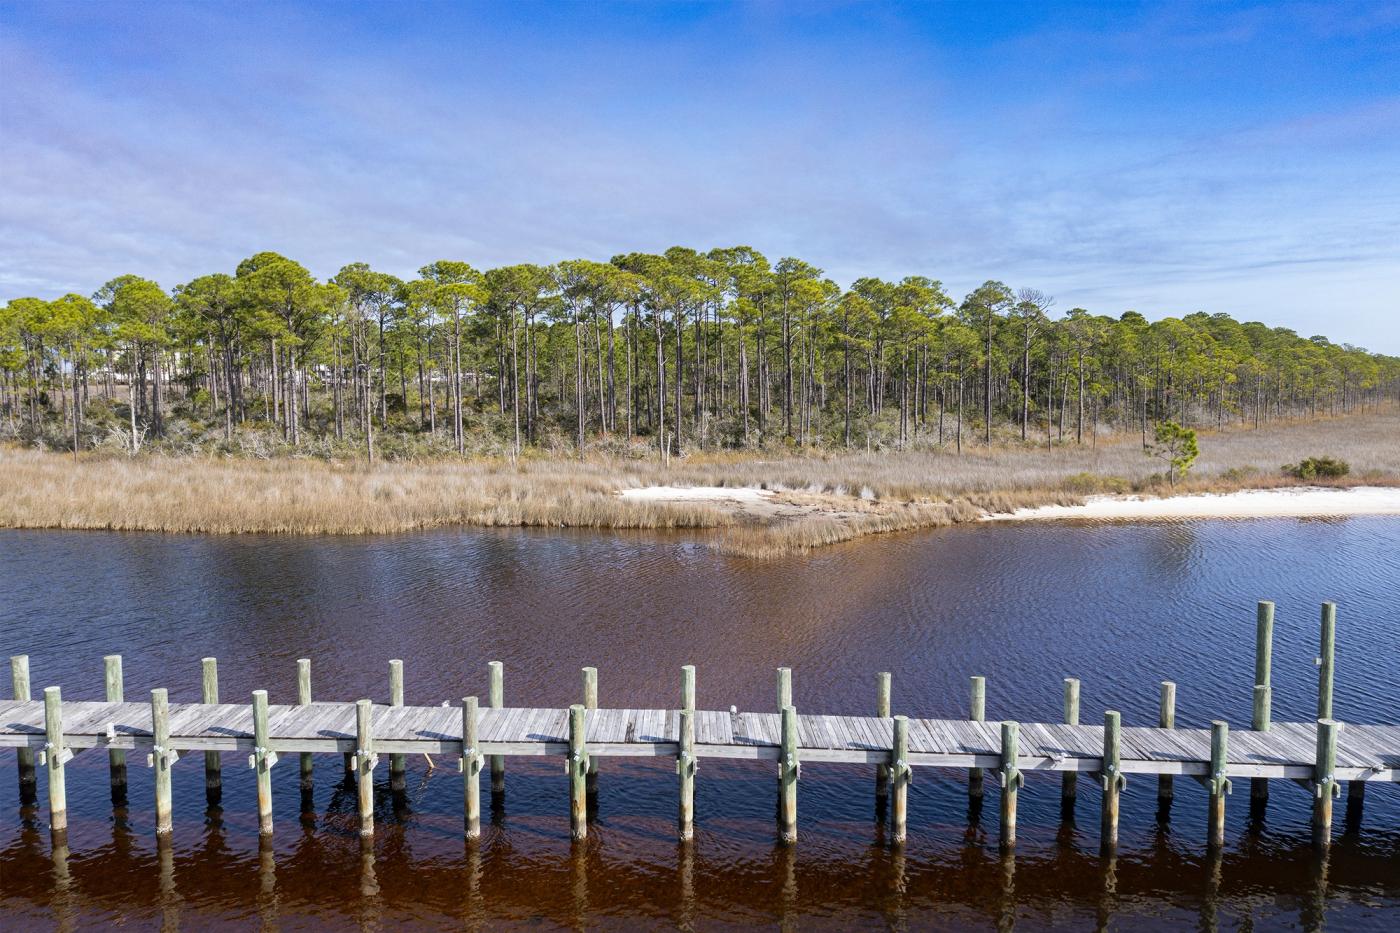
[985,485,1400,521]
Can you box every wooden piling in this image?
[678,706,696,841]
[1062,678,1079,804]
[1312,718,1340,849]
[1100,710,1123,851]
[1252,601,1274,802]
[388,660,405,791]
[876,672,892,807]
[1207,720,1230,848]
[890,714,910,844]
[969,676,986,800]
[253,689,274,835]
[201,658,221,805]
[1317,603,1336,721]
[355,699,376,836]
[679,665,696,841]
[582,667,598,797]
[297,659,313,790]
[462,696,481,839]
[568,704,588,840]
[151,688,173,835]
[999,721,1023,850]
[777,667,792,711]
[681,664,696,711]
[104,655,126,804]
[1159,681,1176,802]
[779,704,798,844]
[43,686,67,832]
[12,656,36,804]
[488,661,505,794]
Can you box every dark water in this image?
[1,518,1398,930]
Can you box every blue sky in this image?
[2,0,1398,351]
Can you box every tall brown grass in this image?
[2,408,1397,554]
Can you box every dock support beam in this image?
[876,672,892,809]
[1252,601,1273,802]
[488,661,505,796]
[44,686,67,833]
[12,656,35,805]
[1062,678,1079,805]
[152,688,173,835]
[201,658,221,805]
[1312,719,1340,849]
[890,714,909,844]
[1159,681,1176,803]
[969,676,986,800]
[568,704,588,840]
[1100,710,1123,852]
[297,659,313,791]
[1207,721,1230,848]
[104,655,126,805]
[355,699,376,836]
[999,721,1022,850]
[582,667,598,799]
[253,689,274,835]
[779,705,798,844]
[462,696,481,839]
[389,660,405,791]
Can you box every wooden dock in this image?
[5,601,1395,850]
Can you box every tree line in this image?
[3,247,1397,459]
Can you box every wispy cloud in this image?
[1,0,1398,351]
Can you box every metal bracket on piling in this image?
[1100,766,1126,792]
[676,749,698,776]
[147,745,179,769]
[459,746,483,775]
[247,746,279,771]
[891,756,913,786]
[354,747,378,772]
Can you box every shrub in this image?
[1283,456,1350,480]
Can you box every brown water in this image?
[1,519,1398,930]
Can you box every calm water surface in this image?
[1,518,1398,930]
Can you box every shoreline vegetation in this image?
[4,408,1398,557]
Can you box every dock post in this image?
[1100,710,1123,852]
[12,656,36,804]
[253,689,274,835]
[462,696,481,839]
[104,655,126,804]
[969,676,986,800]
[388,660,405,791]
[890,714,910,844]
[1252,601,1274,802]
[1062,678,1079,805]
[779,704,799,844]
[777,667,792,710]
[293,659,314,793]
[355,699,376,836]
[201,657,222,805]
[678,706,696,841]
[43,686,67,832]
[488,661,505,795]
[1312,719,1340,849]
[1317,603,1336,721]
[681,664,696,710]
[876,672,892,809]
[1207,721,1231,849]
[1159,682,1176,803]
[568,704,588,840]
[679,664,696,841]
[999,721,1023,850]
[582,667,598,798]
[151,688,173,835]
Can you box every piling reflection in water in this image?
[2,519,1399,929]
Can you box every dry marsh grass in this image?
[3,408,1397,555]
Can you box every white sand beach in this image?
[986,486,1400,521]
